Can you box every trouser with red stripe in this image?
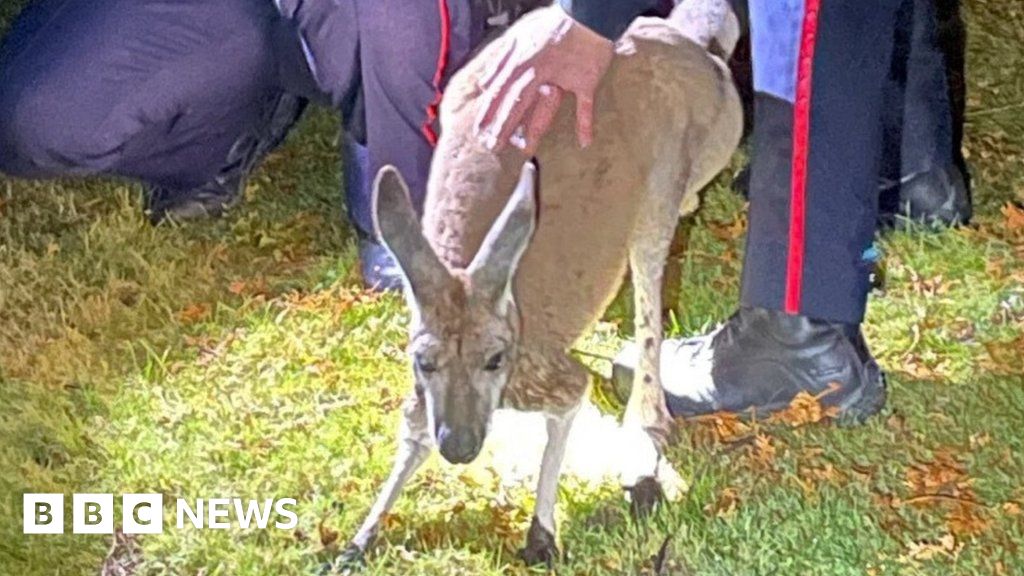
[741,0,908,324]
[273,0,484,236]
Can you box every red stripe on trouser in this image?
[784,0,822,314]
[422,0,451,147]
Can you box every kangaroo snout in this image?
[437,424,483,464]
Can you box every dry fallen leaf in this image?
[901,450,992,538]
[900,533,960,563]
[317,517,339,548]
[970,432,992,450]
[909,272,950,297]
[946,501,990,538]
[599,556,623,572]
[228,277,269,297]
[805,463,843,485]
[486,501,529,541]
[688,412,753,446]
[278,285,376,321]
[982,335,1024,375]
[177,303,211,324]
[705,487,740,518]
[900,353,948,380]
[709,213,748,241]
[710,413,752,443]
[886,412,908,434]
[380,512,403,532]
[769,386,840,427]
[751,433,777,470]
[1001,201,1024,240]
[905,450,972,500]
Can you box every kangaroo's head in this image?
[372,161,538,464]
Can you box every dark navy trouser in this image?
[0,0,286,192]
[279,0,485,234]
[880,0,959,193]
[740,0,957,324]
[0,0,483,235]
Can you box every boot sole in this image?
[833,363,888,426]
[610,362,888,425]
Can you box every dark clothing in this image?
[560,0,673,39]
[740,0,958,324]
[279,0,484,234]
[0,0,284,192]
[0,0,483,235]
[881,0,955,187]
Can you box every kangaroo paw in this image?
[626,476,666,519]
[322,544,366,575]
[518,517,559,568]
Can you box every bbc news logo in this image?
[24,494,298,534]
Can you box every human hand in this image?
[475,6,614,155]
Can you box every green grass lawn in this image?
[2,2,1023,575]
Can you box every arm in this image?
[475,5,614,154]
[476,0,742,154]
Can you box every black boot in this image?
[147,92,308,224]
[878,162,971,228]
[358,232,405,293]
[146,134,253,223]
[613,306,887,422]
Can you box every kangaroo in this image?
[341,5,742,568]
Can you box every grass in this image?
[1,1,1023,574]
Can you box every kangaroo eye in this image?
[415,354,438,374]
[484,352,504,372]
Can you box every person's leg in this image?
[878,0,970,226]
[740,0,901,325]
[273,0,373,267]
[354,0,483,230]
[935,0,968,179]
[620,0,903,420]
[0,0,308,221]
[344,0,483,289]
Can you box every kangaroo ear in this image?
[372,166,450,300]
[468,161,538,308]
